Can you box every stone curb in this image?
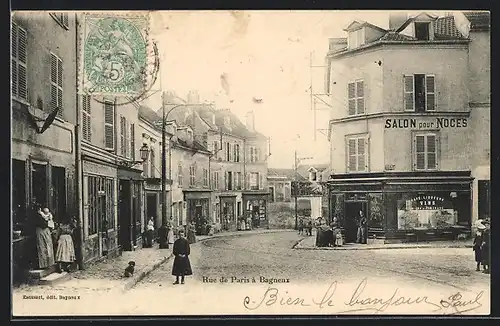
[294,237,473,251]
[122,229,290,291]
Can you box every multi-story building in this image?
[325,12,490,243]
[138,103,212,234]
[163,91,270,231]
[11,12,79,280]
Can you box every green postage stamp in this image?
[80,13,150,96]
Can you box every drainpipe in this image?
[74,13,85,269]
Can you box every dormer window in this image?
[348,28,365,49]
[415,22,430,40]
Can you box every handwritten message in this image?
[243,278,485,315]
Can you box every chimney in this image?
[389,12,408,31]
[245,111,255,132]
[187,90,200,104]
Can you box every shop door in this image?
[118,180,132,251]
[344,201,367,243]
[146,193,158,228]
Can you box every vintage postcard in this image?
[11,10,490,317]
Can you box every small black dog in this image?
[124,261,135,277]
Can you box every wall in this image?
[329,118,385,174]
[328,48,385,120]
[382,45,469,112]
[245,137,269,190]
[468,31,490,105]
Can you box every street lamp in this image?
[139,143,150,161]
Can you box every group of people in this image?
[144,217,198,249]
[32,203,77,273]
[473,218,491,274]
[315,217,343,247]
[298,218,313,236]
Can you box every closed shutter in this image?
[414,135,426,170]
[17,25,27,101]
[347,138,356,172]
[356,81,364,114]
[50,54,58,111]
[57,57,63,117]
[11,24,17,97]
[120,116,125,156]
[82,95,91,141]
[404,75,414,111]
[426,75,436,111]
[348,82,356,115]
[427,135,437,169]
[104,101,115,150]
[130,123,135,160]
[357,138,366,171]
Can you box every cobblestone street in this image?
[13,231,490,316]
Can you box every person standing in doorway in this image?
[145,217,155,248]
[356,210,367,244]
[34,204,55,269]
[172,230,192,285]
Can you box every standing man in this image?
[356,210,367,244]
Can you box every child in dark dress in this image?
[473,230,483,271]
[172,230,192,285]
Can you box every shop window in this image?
[478,180,491,219]
[87,176,115,236]
[368,193,384,229]
[413,133,438,170]
[396,192,467,230]
[346,135,368,172]
[12,159,26,231]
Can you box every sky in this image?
[143,10,445,169]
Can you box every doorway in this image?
[118,180,132,251]
[252,205,260,228]
[344,201,367,243]
[146,193,158,228]
[31,163,47,207]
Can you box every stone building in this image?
[11,12,79,281]
[325,12,490,243]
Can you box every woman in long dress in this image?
[167,222,175,247]
[34,205,55,269]
[55,220,76,273]
[171,230,192,285]
[145,217,155,248]
[187,222,196,244]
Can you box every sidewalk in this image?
[13,228,290,295]
[294,232,473,250]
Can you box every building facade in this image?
[11,12,79,279]
[161,91,270,232]
[325,12,490,243]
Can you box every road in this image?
[129,230,490,315]
[12,231,490,316]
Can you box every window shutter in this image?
[347,138,357,172]
[17,26,27,101]
[348,82,356,115]
[82,95,91,141]
[404,75,414,111]
[57,57,63,117]
[259,173,263,190]
[224,171,228,190]
[50,54,58,111]
[427,134,437,169]
[356,81,364,114]
[130,123,135,160]
[104,102,115,150]
[426,75,435,111]
[415,135,426,170]
[357,138,366,171]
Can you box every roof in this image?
[344,20,387,33]
[267,168,297,179]
[395,12,438,33]
[463,11,490,31]
[377,31,416,42]
[139,104,210,153]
